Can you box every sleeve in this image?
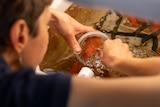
[28,72,71,107]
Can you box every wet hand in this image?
[101,39,133,70]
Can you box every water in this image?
[78,48,109,77]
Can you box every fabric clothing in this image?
[0,57,71,107]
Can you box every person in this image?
[1,0,160,107]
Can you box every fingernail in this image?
[73,47,81,54]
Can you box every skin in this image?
[2,4,160,107]
[67,39,160,107]
[68,75,160,107]
[101,39,160,76]
[21,7,51,69]
[49,9,95,53]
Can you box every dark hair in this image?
[0,0,53,53]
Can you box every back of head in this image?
[0,0,53,53]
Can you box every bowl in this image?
[76,31,109,63]
[76,31,109,77]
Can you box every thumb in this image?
[65,35,82,53]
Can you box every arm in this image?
[101,39,160,76]
[112,57,160,76]
[68,75,160,107]
[49,8,95,53]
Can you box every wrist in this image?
[50,8,60,22]
[108,57,122,72]
[110,57,132,75]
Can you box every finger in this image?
[65,34,82,53]
[114,38,122,44]
[76,25,96,34]
[123,43,129,49]
[103,39,113,49]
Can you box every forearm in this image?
[68,76,160,107]
[49,8,71,23]
[112,57,160,76]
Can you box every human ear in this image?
[9,19,29,54]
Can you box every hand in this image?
[101,39,133,70]
[49,9,95,53]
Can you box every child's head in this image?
[0,0,53,69]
